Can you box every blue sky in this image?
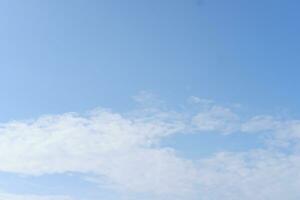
[0,0,300,200]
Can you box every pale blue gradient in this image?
[0,0,299,199]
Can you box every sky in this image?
[0,0,300,199]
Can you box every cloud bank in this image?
[0,94,300,199]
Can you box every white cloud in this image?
[0,193,72,200]
[241,115,300,148]
[0,109,193,198]
[192,105,240,134]
[241,115,282,133]
[187,96,214,105]
[0,95,300,199]
[132,91,164,108]
[197,150,300,200]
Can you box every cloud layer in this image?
[0,95,300,199]
[0,193,72,200]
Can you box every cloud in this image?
[187,96,214,105]
[132,91,164,108]
[0,108,193,198]
[197,150,300,200]
[241,115,282,133]
[192,105,240,134]
[0,193,72,200]
[0,95,300,199]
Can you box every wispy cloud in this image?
[192,105,240,134]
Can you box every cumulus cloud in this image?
[0,108,193,198]
[0,95,300,199]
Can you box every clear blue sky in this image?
[0,1,300,200]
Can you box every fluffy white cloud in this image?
[0,109,194,198]
[0,96,300,199]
